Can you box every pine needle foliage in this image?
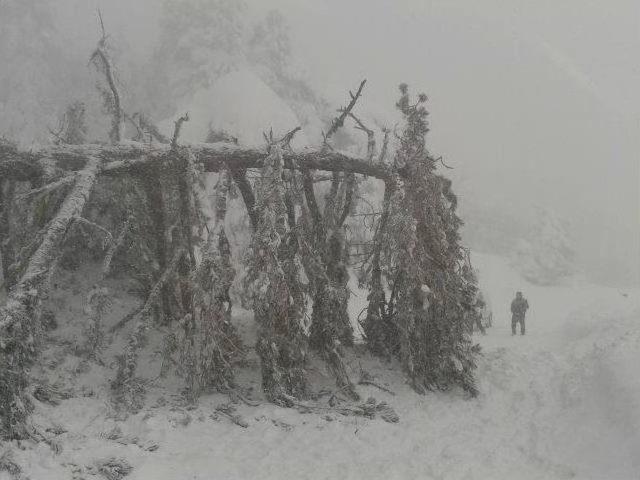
[363,85,481,395]
[243,146,309,405]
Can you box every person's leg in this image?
[512,316,517,335]
[520,317,525,335]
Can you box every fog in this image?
[2,0,638,284]
[270,0,640,285]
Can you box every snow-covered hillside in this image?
[3,254,639,480]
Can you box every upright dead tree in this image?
[295,81,373,399]
[90,14,123,143]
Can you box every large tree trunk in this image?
[139,169,172,324]
[0,156,102,439]
[302,170,358,397]
[0,142,391,182]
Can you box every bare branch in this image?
[279,126,301,150]
[97,8,106,42]
[323,171,341,225]
[324,79,367,147]
[47,125,66,145]
[436,155,454,170]
[171,113,190,148]
[102,218,129,278]
[109,304,143,333]
[318,80,367,227]
[378,127,390,164]
[262,127,275,147]
[107,145,391,179]
[1,143,393,181]
[302,169,322,226]
[358,379,396,396]
[125,114,144,141]
[115,248,185,408]
[15,175,76,202]
[348,112,375,162]
[313,174,334,183]
[90,47,123,143]
[349,212,382,218]
[73,216,114,244]
[228,168,258,229]
[338,173,356,227]
[134,113,170,144]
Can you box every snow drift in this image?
[4,252,639,479]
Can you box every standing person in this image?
[511,291,529,335]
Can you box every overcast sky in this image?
[257,0,640,283]
[38,0,640,283]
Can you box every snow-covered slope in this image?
[4,254,640,480]
[473,252,640,479]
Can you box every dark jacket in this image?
[511,297,529,318]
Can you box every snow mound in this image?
[160,69,311,148]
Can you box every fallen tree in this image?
[0,143,390,183]
[0,31,481,441]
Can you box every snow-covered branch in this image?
[0,143,391,180]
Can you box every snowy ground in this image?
[3,253,640,480]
